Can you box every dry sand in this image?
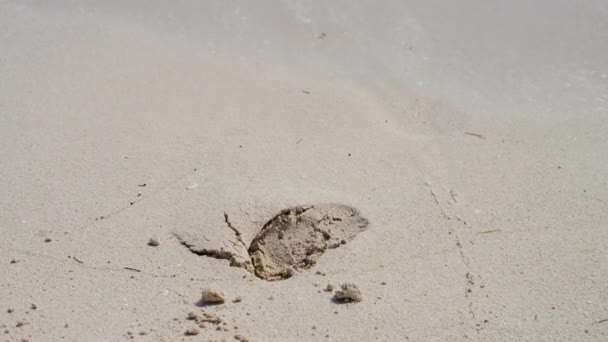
[1,1,607,341]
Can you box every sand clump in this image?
[334,283,363,303]
[248,204,368,281]
[235,334,250,342]
[200,312,223,325]
[184,328,199,336]
[201,289,226,304]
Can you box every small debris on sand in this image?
[10,259,17,264]
[477,229,502,234]
[184,328,199,336]
[201,289,226,304]
[44,238,52,243]
[235,334,250,342]
[30,304,37,310]
[148,238,160,247]
[186,312,198,320]
[325,284,334,292]
[381,282,387,285]
[334,283,363,303]
[464,132,486,139]
[7,308,13,314]
[233,296,243,303]
[201,312,222,324]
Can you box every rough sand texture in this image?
[1,1,608,341]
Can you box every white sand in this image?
[1,1,607,341]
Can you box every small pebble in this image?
[148,238,159,247]
[233,296,243,303]
[325,284,334,292]
[44,238,52,243]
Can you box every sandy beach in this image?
[1,1,607,341]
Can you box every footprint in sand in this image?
[174,204,369,281]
